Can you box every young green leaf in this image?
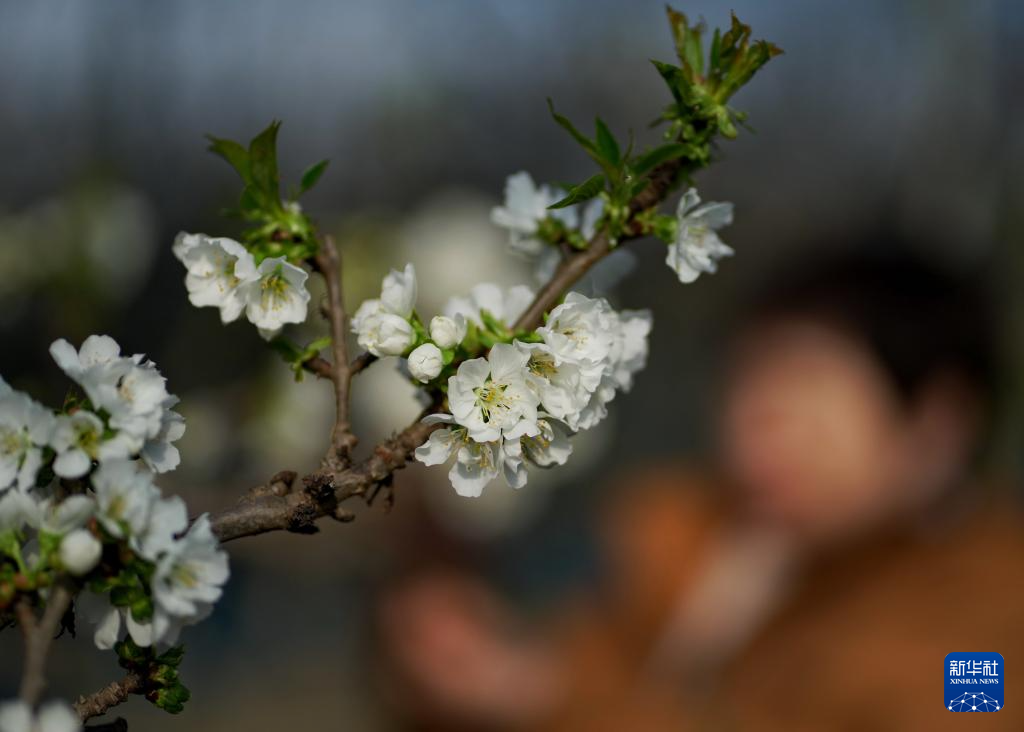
[547,98,597,156]
[206,136,251,183]
[548,173,605,209]
[248,120,282,205]
[299,159,330,195]
[594,118,621,167]
[631,142,690,176]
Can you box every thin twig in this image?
[18,581,73,706]
[75,673,145,722]
[314,234,357,465]
[349,351,376,376]
[209,409,439,542]
[513,157,684,332]
[210,159,687,544]
[302,355,334,380]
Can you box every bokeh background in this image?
[1,0,1023,729]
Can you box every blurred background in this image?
[1,0,1023,729]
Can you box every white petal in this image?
[414,429,459,466]
[53,450,91,479]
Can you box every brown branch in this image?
[210,410,439,543]
[211,160,686,545]
[314,234,357,466]
[302,355,334,380]
[17,581,73,706]
[349,351,376,376]
[513,157,685,332]
[75,673,144,722]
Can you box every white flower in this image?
[149,514,229,647]
[0,490,39,533]
[173,233,258,323]
[76,590,153,650]
[0,387,54,492]
[140,408,185,474]
[59,529,102,576]
[91,459,160,541]
[50,336,175,446]
[428,315,466,349]
[380,263,417,318]
[537,292,617,367]
[497,438,528,490]
[240,257,311,334]
[491,172,559,256]
[50,410,135,479]
[567,307,652,431]
[99,359,173,443]
[352,264,419,356]
[446,343,540,443]
[356,312,415,357]
[443,283,535,329]
[135,494,189,561]
[516,342,596,423]
[608,309,652,392]
[48,335,121,382]
[520,416,573,467]
[407,343,444,382]
[414,418,503,498]
[667,188,734,284]
[31,495,95,536]
[0,699,80,732]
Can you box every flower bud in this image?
[357,313,415,357]
[429,315,466,349]
[60,529,102,577]
[407,343,444,382]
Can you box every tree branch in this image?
[17,581,73,706]
[513,157,684,332]
[75,673,144,722]
[314,234,357,466]
[209,409,439,543]
[301,355,334,380]
[211,160,686,545]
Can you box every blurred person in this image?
[376,245,1024,731]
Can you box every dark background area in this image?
[1,1,1023,729]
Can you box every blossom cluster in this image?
[349,259,650,497]
[0,336,228,658]
[172,232,311,339]
[492,172,734,285]
[419,287,650,496]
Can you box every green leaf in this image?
[299,159,330,194]
[631,142,690,176]
[548,173,605,209]
[547,99,597,156]
[206,136,250,183]
[594,118,620,167]
[651,60,687,105]
[248,120,282,205]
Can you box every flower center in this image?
[74,421,101,456]
[473,381,510,423]
[172,561,200,589]
[529,355,558,380]
[260,271,290,312]
[0,426,26,458]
